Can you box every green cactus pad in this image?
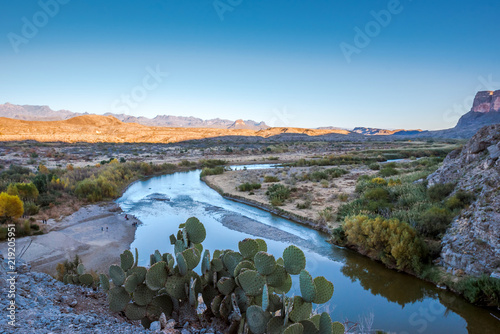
[72,275,79,284]
[169,234,177,245]
[128,266,147,284]
[174,240,186,255]
[332,322,345,334]
[79,273,94,286]
[63,274,69,284]
[318,312,332,334]
[238,270,265,296]
[234,287,250,313]
[124,273,140,293]
[256,238,268,252]
[133,283,155,306]
[185,217,206,244]
[299,270,316,303]
[120,249,134,271]
[312,276,334,304]
[77,263,85,275]
[289,296,312,323]
[99,274,110,292]
[283,323,305,334]
[276,257,284,266]
[310,314,321,328]
[145,261,168,291]
[275,272,292,294]
[254,251,276,276]
[109,264,126,286]
[165,275,187,300]
[189,278,198,308]
[211,257,224,272]
[238,238,259,259]
[267,316,285,334]
[141,317,152,330]
[202,284,218,309]
[182,247,201,270]
[153,250,162,263]
[176,252,188,276]
[246,305,272,334]
[211,294,223,316]
[300,320,319,334]
[219,294,232,319]
[266,264,287,288]
[233,260,256,277]
[109,286,130,312]
[283,245,306,275]
[269,293,282,313]
[223,251,244,276]
[262,284,269,311]
[125,303,147,321]
[194,243,203,255]
[217,277,236,296]
[146,294,173,319]
[201,250,211,274]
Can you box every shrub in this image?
[416,206,452,238]
[427,183,455,202]
[263,175,280,183]
[388,179,402,187]
[367,163,380,170]
[364,188,390,202]
[266,184,290,206]
[200,159,227,168]
[456,275,500,307]
[325,168,348,178]
[371,177,387,186]
[237,182,261,192]
[318,207,334,222]
[23,202,40,216]
[379,166,398,177]
[343,215,424,272]
[200,166,225,177]
[338,193,349,202]
[296,200,312,209]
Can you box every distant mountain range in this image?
[1,90,499,139]
[0,103,270,130]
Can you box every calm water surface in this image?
[116,165,500,334]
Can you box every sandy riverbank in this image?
[0,203,139,275]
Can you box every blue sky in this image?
[1,0,499,130]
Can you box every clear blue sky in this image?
[1,0,499,130]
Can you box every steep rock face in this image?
[471,90,500,113]
[427,124,500,275]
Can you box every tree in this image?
[0,192,24,220]
[12,183,39,202]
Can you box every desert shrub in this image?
[379,166,398,177]
[296,200,312,209]
[416,206,452,238]
[309,171,329,181]
[200,159,227,168]
[237,182,261,192]
[427,183,455,201]
[37,193,57,207]
[318,207,334,222]
[388,179,402,187]
[343,215,424,272]
[371,177,387,186]
[456,275,500,307]
[200,166,225,177]
[367,163,380,170]
[266,184,290,206]
[320,180,329,188]
[446,190,475,210]
[331,226,346,246]
[263,175,280,183]
[364,188,390,202]
[23,202,40,216]
[338,193,349,202]
[325,168,348,178]
[179,160,194,167]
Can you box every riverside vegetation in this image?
[59,217,346,334]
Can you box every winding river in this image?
[116,165,500,334]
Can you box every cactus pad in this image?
[267,316,285,334]
[202,250,211,274]
[182,247,201,270]
[185,217,206,244]
[332,322,345,334]
[233,260,256,277]
[312,276,334,304]
[174,240,186,255]
[223,251,244,276]
[254,251,276,275]
[79,273,94,286]
[77,263,85,275]
[238,270,265,296]
[202,284,218,309]
[262,284,269,311]
[99,274,110,292]
[300,319,319,334]
[256,238,268,252]
[283,323,304,334]
[124,273,140,293]
[289,296,312,323]
[299,270,316,303]
[283,245,306,275]
[109,264,126,286]
[109,286,130,312]
[219,294,232,319]
[238,238,259,259]
[120,249,134,271]
[275,272,292,294]
[165,275,187,300]
[211,294,223,316]
[266,264,287,287]
[169,234,176,245]
[318,312,332,334]
[217,277,236,296]
[176,252,188,276]
[246,305,272,334]
[211,257,224,272]
[128,266,147,284]
[145,261,168,291]
[133,283,155,306]
[125,303,147,320]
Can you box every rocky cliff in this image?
[427,124,500,276]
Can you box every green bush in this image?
[416,206,452,238]
[266,184,290,206]
[427,183,455,201]
[23,202,40,216]
[456,275,500,307]
[364,188,390,202]
[296,200,312,209]
[263,175,280,183]
[325,168,348,178]
[379,166,398,177]
[200,166,225,177]
[237,182,261,192]
[367,163,380,170]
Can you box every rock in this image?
[150,321,161,331]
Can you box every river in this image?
[116,165,500,334]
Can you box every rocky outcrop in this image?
[427,124,500,276]
[471,90,500,113]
